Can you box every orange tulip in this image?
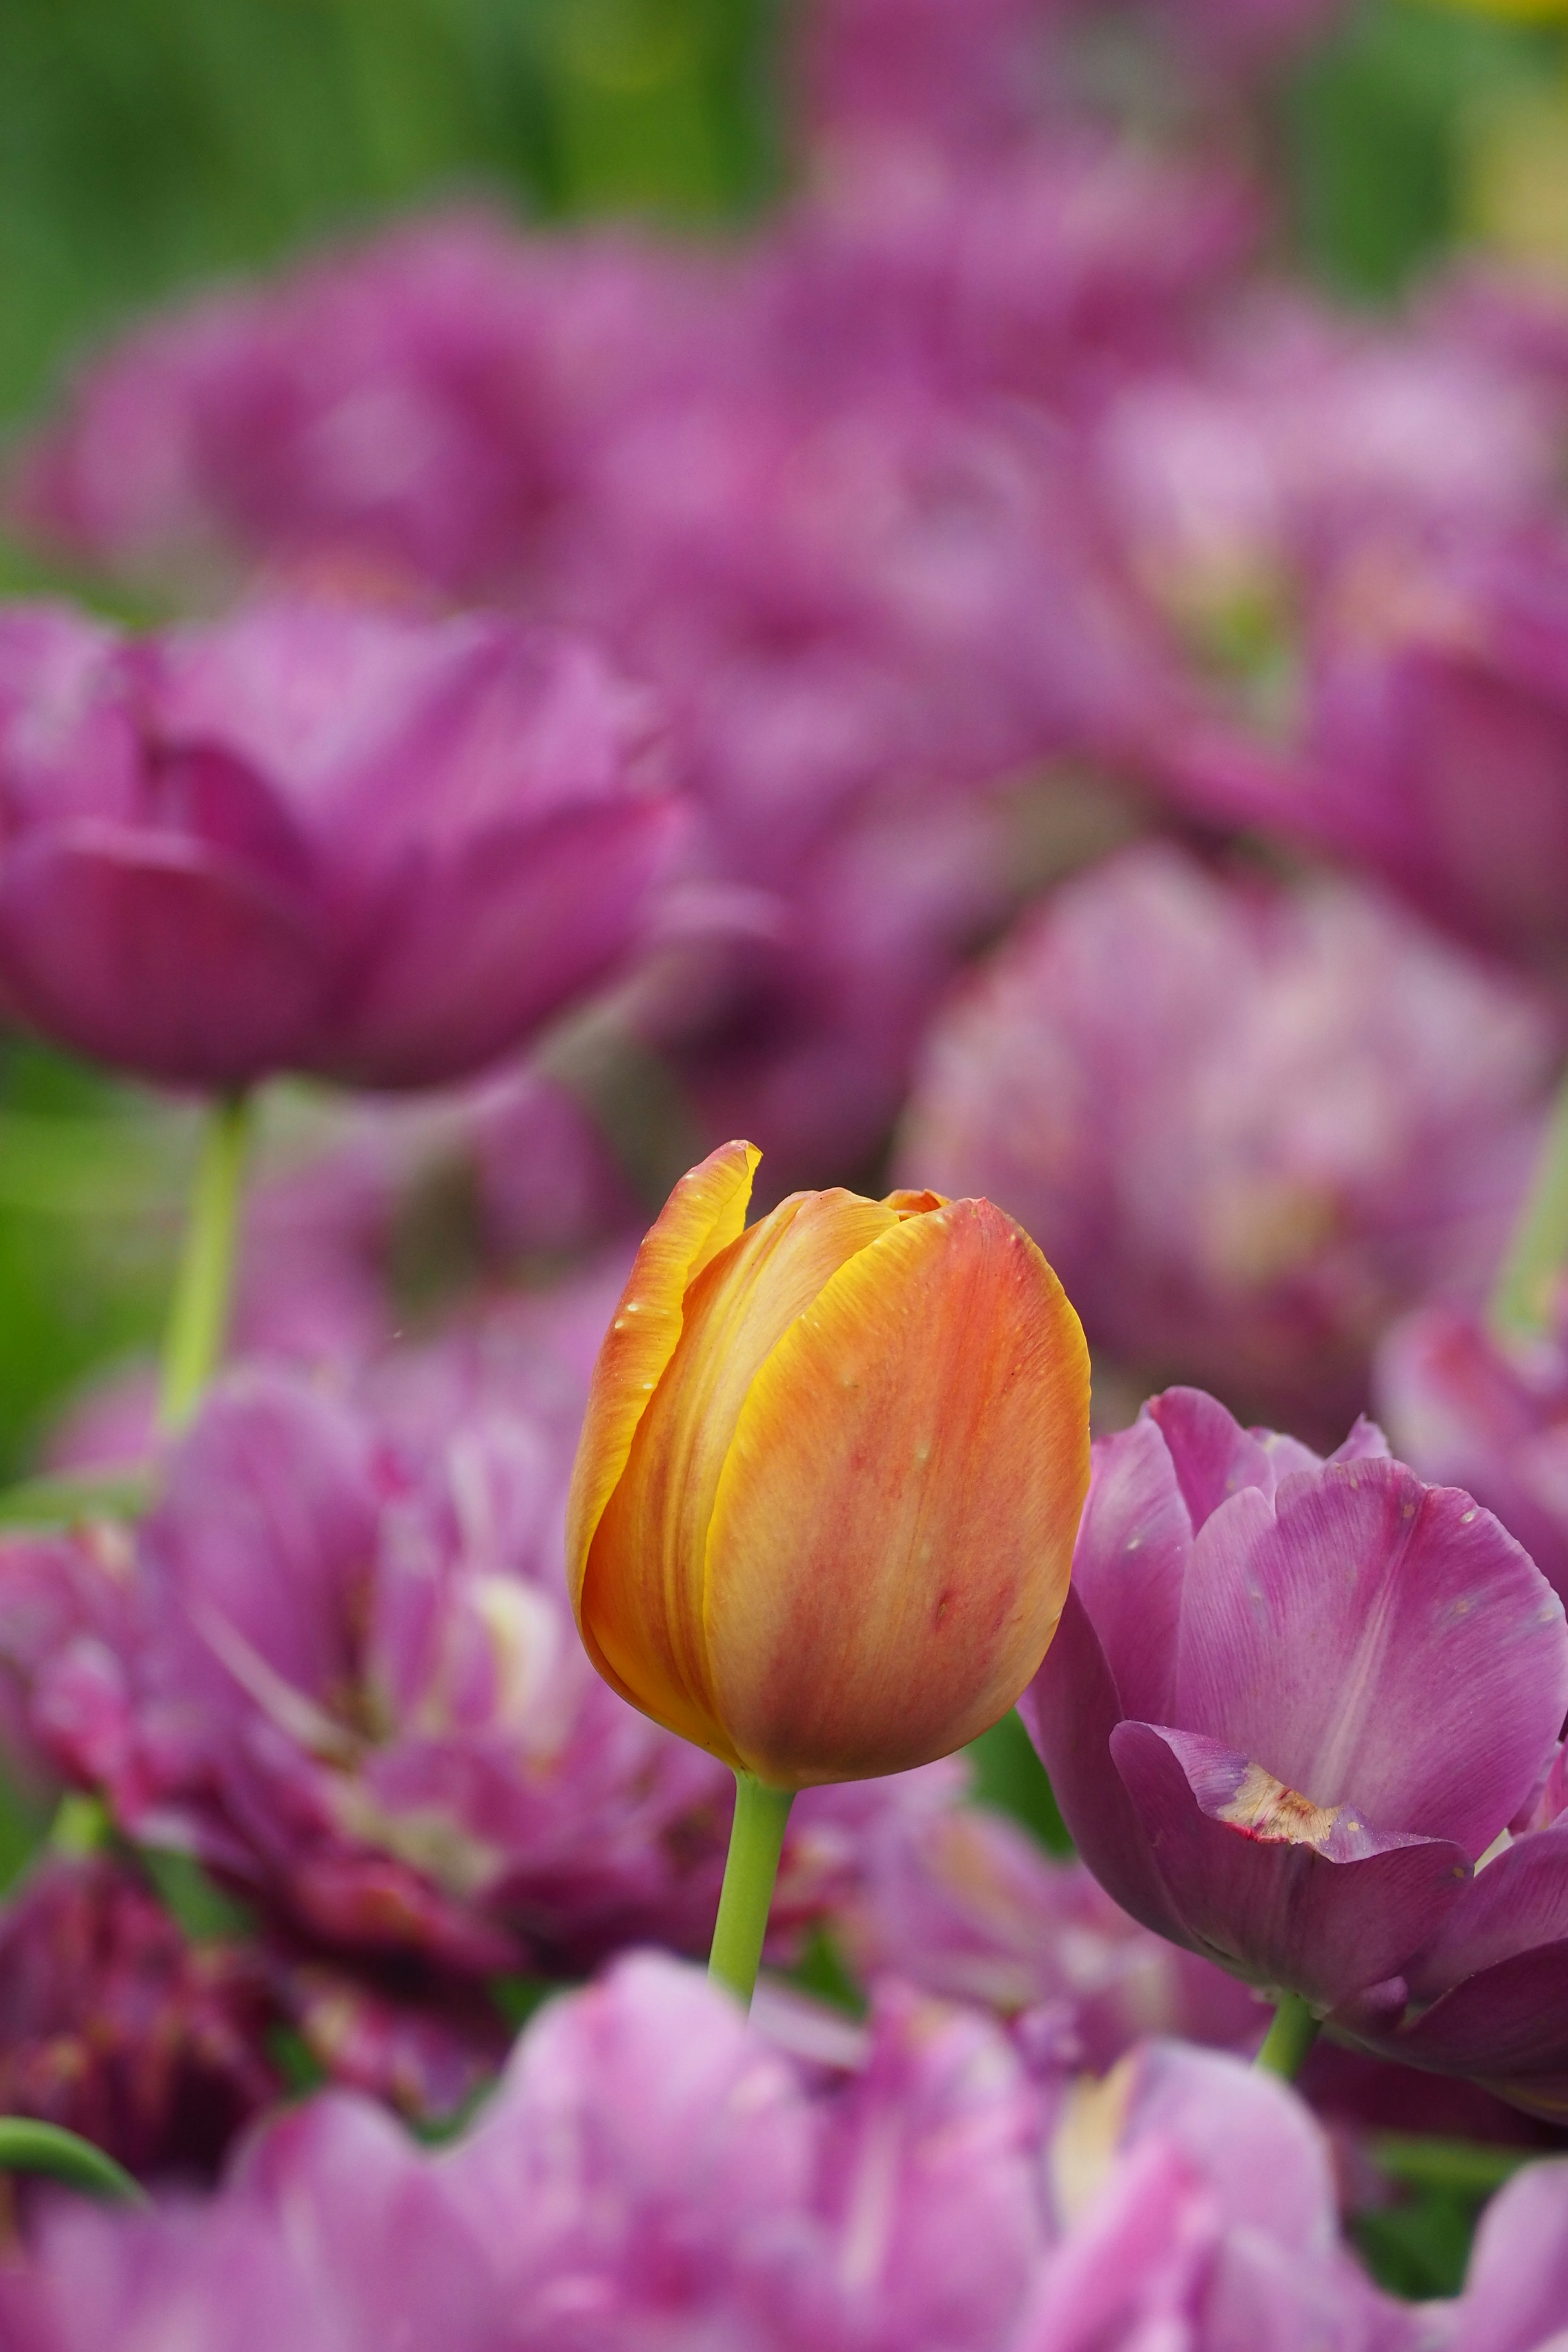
[566,1139,1091,1789]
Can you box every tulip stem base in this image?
[1491,1061,1568,1340]
[158,1090,254,1433]
[708,1772,794,2009]
[1254,1991,1320,2082]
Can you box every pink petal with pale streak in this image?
[1111,1721,1470,2008]
[704,1197,1089,1785]
[1171,1457,1568,1857]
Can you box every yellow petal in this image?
[565,1138,758,1635]
[704,1197,1090,1785]
[581,1186,899,1760]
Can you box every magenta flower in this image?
[0,1359,951,1986]
[838,1791,1261,2064]
[10,209,717,603]
[1333,1735,1568,2123]
[1020,2038,1413,2352]
[1378,1301,1568,1611]
[0,2089,501,2352]
[1022,1386,1568,2013]
[0,1851,277,2180]
[1445,2158,1568,2351]
[900,843,1559,1430]
[0,1952,1432,2352]
[0,596,675,1090]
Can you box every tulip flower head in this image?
[567,1140,1090,1790]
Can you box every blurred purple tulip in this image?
[0,1951,1435,2352]
[0,1358,955,1988]
[1445,2159,1568,2352]
[0,2088,500,2352]
[1021,2038,1414,2352]
[0,1851,277,2179]
[1378,1301,1568,1611]
[1021,1385,1568,2012]
[9,210,721,604]
[837,1790,1261,2063]
[900,842,1559,1431]
[0,596,676,1090]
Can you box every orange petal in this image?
[565,1138,758,1628]
[704,1197,1090,1786]
[582,1186,900,1760]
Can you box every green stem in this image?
[0,2119,146,2205]
[158,1091,254,1432]
[1254,1990,1320,2081]
[1490,1061,1568,1341]
[1369,2132,1532,2196]
[708,1771,794,2008]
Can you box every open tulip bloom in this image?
[1023,1385,1568,2077]
[566,1138,1091,2001]
[0,597,676,1429]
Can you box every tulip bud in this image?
[567,1140,1091,1789]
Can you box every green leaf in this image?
[137,1845,253,1941]
[964,1709,1073,1855]
[0,2118,147,2205]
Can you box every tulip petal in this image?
[0,822,326,1086]
[1382,1946,1568,2115]
[1071,1414,1193,1726]
[584,1187,902,1759]
[1449,2160,1568,2346]
[1145,1388,1280,1532]
[1111,1722,1470,2008]
[566,1141,758,1745]
[1171,1458,1568,1857]
[1404,1821,1568,2001]
[704,1198,1089,1785]
[1019,1588,1189,1947]
[566,1140,758,1583]
[319,798,678,1087]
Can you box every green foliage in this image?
[0,1045,177,1484]
[0,2116,146,2203]
[0,0,781,429]
[1354,2186,1484,2300]
[965,1708,1074,1855]
[1280,0,1560,299]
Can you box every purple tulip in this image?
[1333,1742,1568,2123]
[0,1358,956,1992]
[0,2089,501,2352]
[1021,1386,1568,2013]
[0,1851,277,2180]
[0,1951,1436,2352]
[443,1950,1047,2352]
[900,842,1559,1432]
[1020,2038,1416,2352]
[10,209,719,604]
[0,595,677,1090]
[837,1787,1261,2064]
[1445,2158,1568,2352]
[1378,1301,1568,1611]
